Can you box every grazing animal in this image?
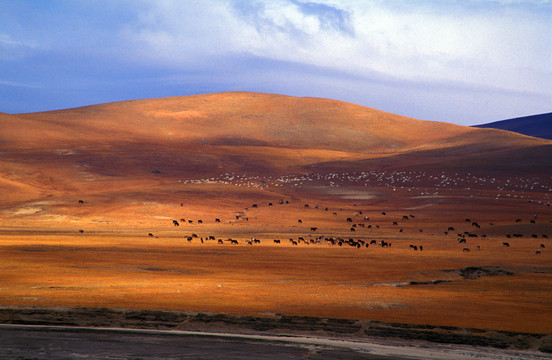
[79,230,84,234]
[218,239,224,244]
[392,221,398,226]
[463,248,470,252]
[148,233,153,237]
[448,227,455,231]
[515,219,522,223]
[215,218,220,223]
[465,219,471,222]
[304,204,309,208]
[252,204,257,208]
[173,220,180,227]
[188,220,193,224]
[310,227,317,232]
[230,239,238,245]
[197,220,203,224]
[532,234,538,238]
[530,220,535,224]
[298,219,302,223]
[403,216,409,220]
[503,242,510,247]
[209,236,215,240]
[292,241,298,245]
[78,200,84,204]
[192,233,198,238]
[381,212,386,215]
[420,245,423,251]
[350,227,356,232]
[540,244,545,248]
[536,249,541,254]
[274,239,281,244]
[458,238,466,244]
[346,218,352,222]
[268,202,273,206]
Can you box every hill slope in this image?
[0,92,550,206]
[473,112,552,140]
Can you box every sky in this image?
[0,0,550,125]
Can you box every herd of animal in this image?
[141,199,549,255]
[180,171,552,205]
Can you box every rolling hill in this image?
[473,112,552,140]
[1,92,551,207]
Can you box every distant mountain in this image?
[473,112,552,140]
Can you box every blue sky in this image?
[0,0,550,125]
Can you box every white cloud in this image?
[121,0,551,99]
[1,0,549,122]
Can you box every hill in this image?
[473,112,552,140]
[1,92,550,207]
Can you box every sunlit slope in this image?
[7,91,547,153]
[1,92,550,199]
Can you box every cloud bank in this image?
[0,0,550,125]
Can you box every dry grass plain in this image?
[1,181,551,335]
[1,92,551,343]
